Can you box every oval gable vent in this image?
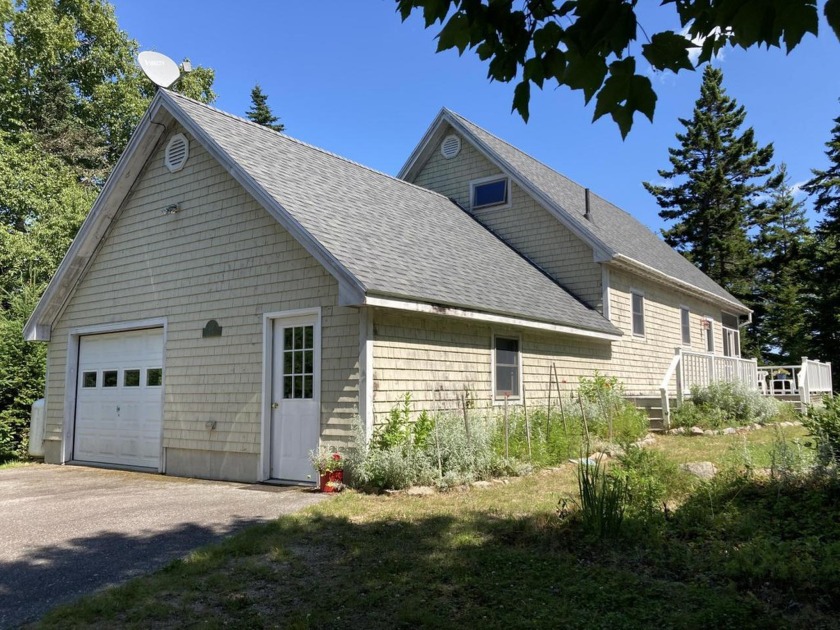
[441,134,461,159]
[164,133,189,173]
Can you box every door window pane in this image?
[124,369,140,387]
[82,371,97,388]
[103,370,118,387]
[282,325,315,399]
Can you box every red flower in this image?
[332,453,341,461]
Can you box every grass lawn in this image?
[36,425,840,629]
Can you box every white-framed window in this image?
[493,335,521,399]
[680,306,691,346]
[470,175,510,210]
[703,317,715,353]
[721,312,741,357]
[631,291,645,337]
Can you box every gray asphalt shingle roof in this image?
[165,92,619,336]
[445,110,746,310]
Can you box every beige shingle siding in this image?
[607,266,728,395]
[371,310,612,420]
[412,127,602,309]
[44,126,359,459]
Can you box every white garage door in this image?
[73,328,164,469]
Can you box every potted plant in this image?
[309,447,344,492]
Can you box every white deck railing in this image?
[660,350,834,427]
[659,348,758,427]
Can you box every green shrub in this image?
[803,395,840,467]
[492,407,587,467]
[769,426,809,482]
[348,402,502,490]
[672,381,785,429]
[577,373,649,444]
[611,446,692,519]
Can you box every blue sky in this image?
[111,1,840,234]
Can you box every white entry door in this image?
[74,328,164,469]
[270,315,320,482]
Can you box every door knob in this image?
[271,402,279,410]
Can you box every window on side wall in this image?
[704,318,714,352]
[721,312,741,357]
[471,176,509,210]
[631,292,645,337]
[681,307,691,345]
[494,335,520,399]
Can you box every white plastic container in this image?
[29,398,45,458]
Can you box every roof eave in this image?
[23,94,170,342]
[609,255,751,315]
[364,294,622,341]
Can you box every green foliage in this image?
[611,446,691,520]
[672,382,785,429]
[769,426,808,482]
[644,67,779,314]
[395,0,832,136]
[246,84,284,132]
[0,0,215,176]
[0,283,47,461]
[751,165,813,363]
[804,110,840,380]
[350,397,501,490]
[577,372,648,443]
[803,396,840,467]
[372,392,414,450]
[575,456,627,539]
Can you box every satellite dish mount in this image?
[138,51,181,89]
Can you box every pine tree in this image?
[644,67,780,316]
[246,84,285,132]
[803,108,840,373]
[751,165,812,363]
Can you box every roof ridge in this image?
[164,90,454,203]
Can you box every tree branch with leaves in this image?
[396,0,838,136]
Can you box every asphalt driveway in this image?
[0,464,326,628]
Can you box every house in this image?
[24,91,752,484]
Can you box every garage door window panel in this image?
[124,370,140,387]
[146,368,162,387]
[103,370,118,387]
[82,371,98,388]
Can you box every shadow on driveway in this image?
[0,465,325,628]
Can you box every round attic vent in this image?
[441,134,461,159]
[164,133,189,173]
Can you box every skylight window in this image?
[472,177,509,209]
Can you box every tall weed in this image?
[576,456,627,539]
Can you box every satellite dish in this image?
[138,51,181,89]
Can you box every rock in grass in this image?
[680,461,718,480]
[690,426,705,436]
[471,480,493,489]
[669,427,686,435]
[723,427,737,435]
[406,486,436,496]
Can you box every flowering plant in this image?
[309,446,344,474]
